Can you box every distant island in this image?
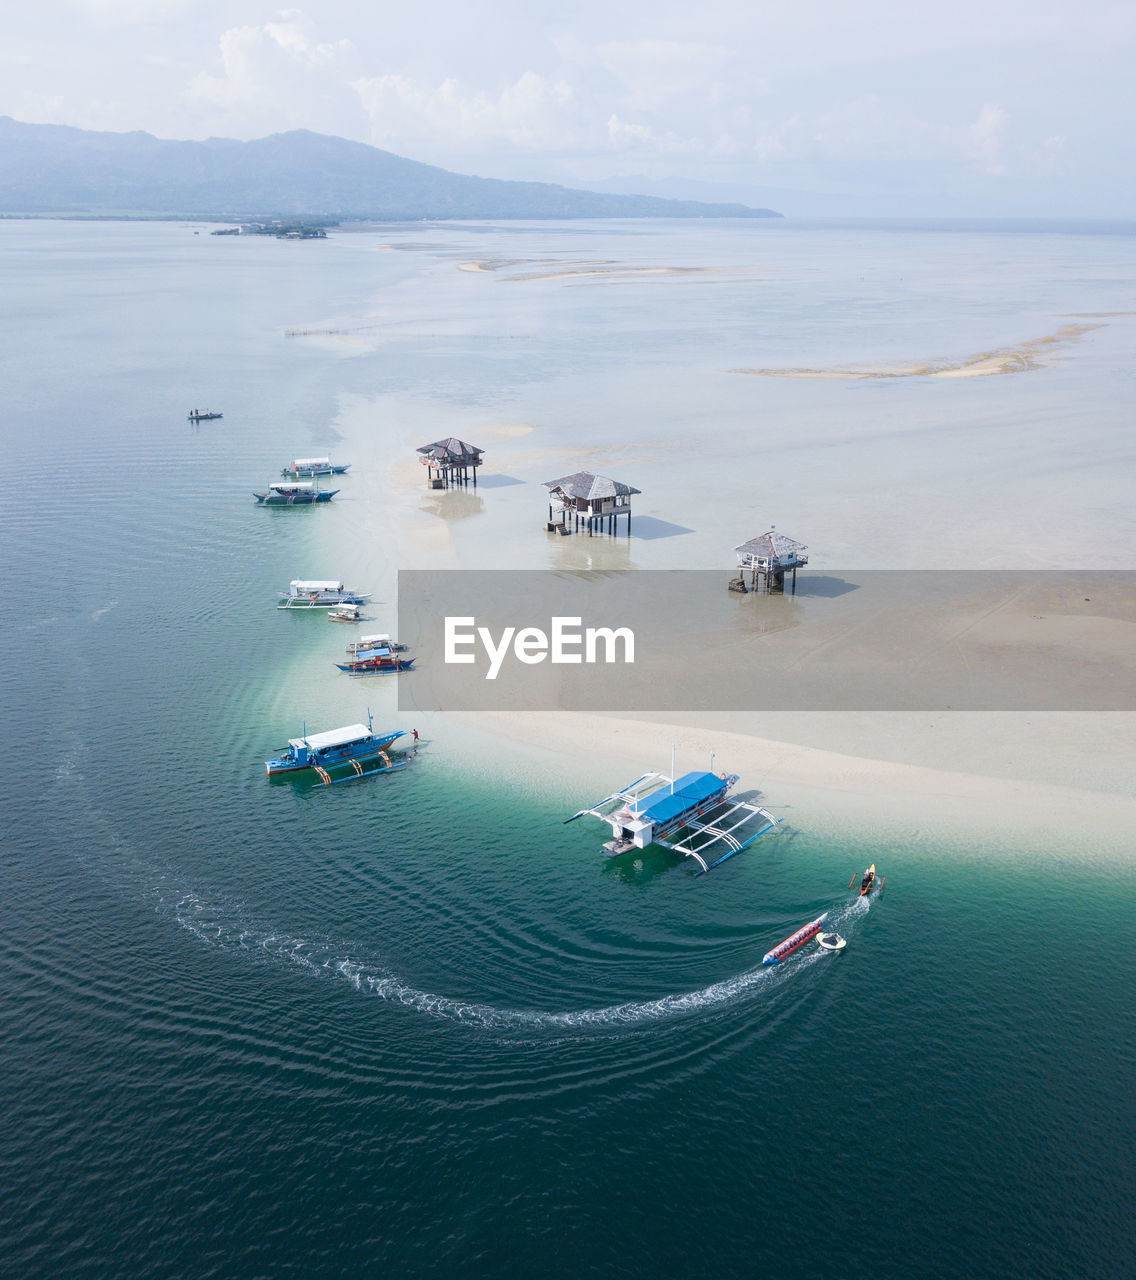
[212,221,328,239]
[0,117,781,222]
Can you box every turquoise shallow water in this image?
[1,220,1135,1278]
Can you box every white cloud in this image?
[190,18,353,109]
[353,70,579,153]
[595,40,741,111]
[2,2,1128,211]
[962,102,1009,175]
[185,15,362,136]
[606,114,654,148]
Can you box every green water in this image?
[1,219,1134,1278]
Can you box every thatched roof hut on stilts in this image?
[543,471,640,536]
[731,529,808,593]
[416,438,484,488]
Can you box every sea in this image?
[1,216,1134,1279]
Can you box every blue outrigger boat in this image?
[336,648,415,675]
[565,750,780,875]
[265,711,411,785]
[254,481,338,505]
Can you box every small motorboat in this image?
[328,603,363,622]
[817,932,846,952]
[849,863,885,895]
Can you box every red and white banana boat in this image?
[762,912,828,965]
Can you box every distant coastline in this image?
[0,116,782,222]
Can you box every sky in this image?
[3,1,1134,216]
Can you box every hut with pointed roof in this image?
[543,471,641,536]
[732,530,808,593]
[416,438,484,488]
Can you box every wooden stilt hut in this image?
[732,530,808,593]
[416,438,484,488]
[542,471,640,536]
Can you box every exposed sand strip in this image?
[731,322,1105,380]
[458,260,773,284]
[461,709,1136,862]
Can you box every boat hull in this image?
[278,595,369,609]
[334,658,415,674]
[255,490,338,504]
[265,729,405,775]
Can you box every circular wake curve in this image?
[171,888,872,1035]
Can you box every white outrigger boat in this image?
[282,456,350,478]
[278,580,371,609]
[345,632,408,654]
[565,749,780,875]
[328,603,364,622]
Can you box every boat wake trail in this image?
[171,890,872,1035]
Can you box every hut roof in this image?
[416,438,483,460]
[542,471,641,500]
[735,531,807,559]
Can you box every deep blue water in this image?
[1,219,1134,1279]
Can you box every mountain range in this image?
[0,118,780,221]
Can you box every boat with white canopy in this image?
[278,580,370,609]
[345,632,408,654]
[254,481,338,505]
[265,710,412,785]
[282,456,350,477]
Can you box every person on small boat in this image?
[860,866,875,893]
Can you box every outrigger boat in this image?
[265,711,411,786]
[763,913,828,965]
[254,481,338,505]
[335,648,415,675]
[849,863,886,895]
[328,603,364,622]
[565,749,780,875]
[282,456,350,478]
[345,633,408,654]
[188,409,222,421]
[278,580,370,609]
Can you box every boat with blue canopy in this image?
[335,648,414,674]
[564,749,780,875]
[265,710,411,786]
